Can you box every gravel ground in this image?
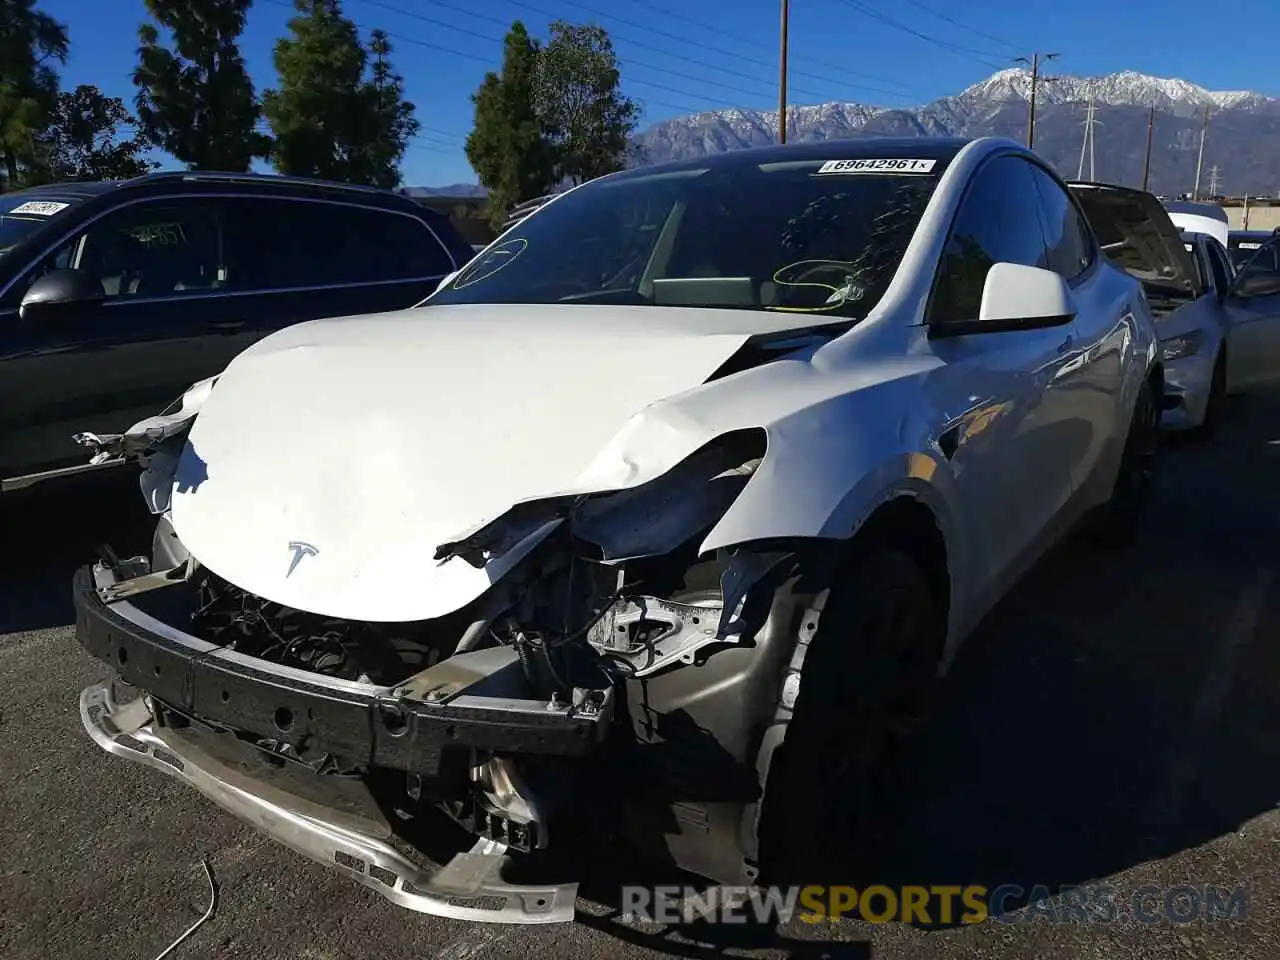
[2,390,1280,960]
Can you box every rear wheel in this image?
[759,545,943,886]
[1091,376,1159,548]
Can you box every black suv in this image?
[0,172,474,493]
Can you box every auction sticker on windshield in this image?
[8,200,70,216]
[816,158,936,175]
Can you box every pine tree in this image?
[465,22,555,227]
[133,0,268,171]
[263,1,418,187]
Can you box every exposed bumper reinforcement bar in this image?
[72,561,613,770]
[80,680,577,924]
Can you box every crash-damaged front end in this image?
[71,337,848,924]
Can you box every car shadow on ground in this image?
[6,395,1280,959]
[0,468,154,634]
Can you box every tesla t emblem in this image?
[286,541,319,578]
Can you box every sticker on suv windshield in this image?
[8,200,70,216]
[816,158,936,175]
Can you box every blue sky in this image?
[40,0,1280,187]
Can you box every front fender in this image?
[700,394,961,554]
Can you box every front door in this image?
[923,153,1076,596]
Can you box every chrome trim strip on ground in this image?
[79,680,577,924]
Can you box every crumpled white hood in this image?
[170,303,793,622]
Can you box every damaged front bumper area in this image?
[81,681,576,923]
[73,560,612,924]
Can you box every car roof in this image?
[0,170,475,267]
[1165,200,1228,222]
[5,180,120,201]
[600,136,975,183]
[9,170,430,211]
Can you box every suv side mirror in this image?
[19,268,107,322]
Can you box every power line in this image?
[498,0,932,98]
[617,0,939,97]
[389,0,928,103]
[834,0,1010,70]
[892,0,1023,54]
[262,0,726,116]
[359,0,792,104]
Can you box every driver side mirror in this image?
[19,268,106,322]
[931,262,1078,338]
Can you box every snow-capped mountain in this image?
[631,69,1280,195]
[953,68,1266,113]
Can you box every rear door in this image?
[219,197,459,338]
[0,196,242,480]
[1029,165,1127,498]
[1223,237,1280,388]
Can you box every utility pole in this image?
[1207,165,1221,197]
[1014,52,1058,149]
[777,0,789,144]
[1077,92,1102,181]
[1192,106,1211,200]
[1141,106,1155,191]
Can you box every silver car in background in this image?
[1070,182,1280,435]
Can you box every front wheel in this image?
[1090,376,1159,548]
[758,546,943,886]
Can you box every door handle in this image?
[1056,335,1072,354]
[208,320,246,334]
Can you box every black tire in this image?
[1194,350,1227,439]
[1091,375,1160,548]
[758,545,943,886]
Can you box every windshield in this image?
[431,160,941,318]
[0,195,79,259]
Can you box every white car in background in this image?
[1164,199,1230,248]
[72,137,1161,924]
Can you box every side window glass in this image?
[76,202,224,299]
[224,199,453,292]
[1234,239,1280,298]
[1028,166,1093,281]
[929,156,1049,324]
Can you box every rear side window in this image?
[928,156,1049,324]
[1027,165,1093,281]
[223,199,454,291]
